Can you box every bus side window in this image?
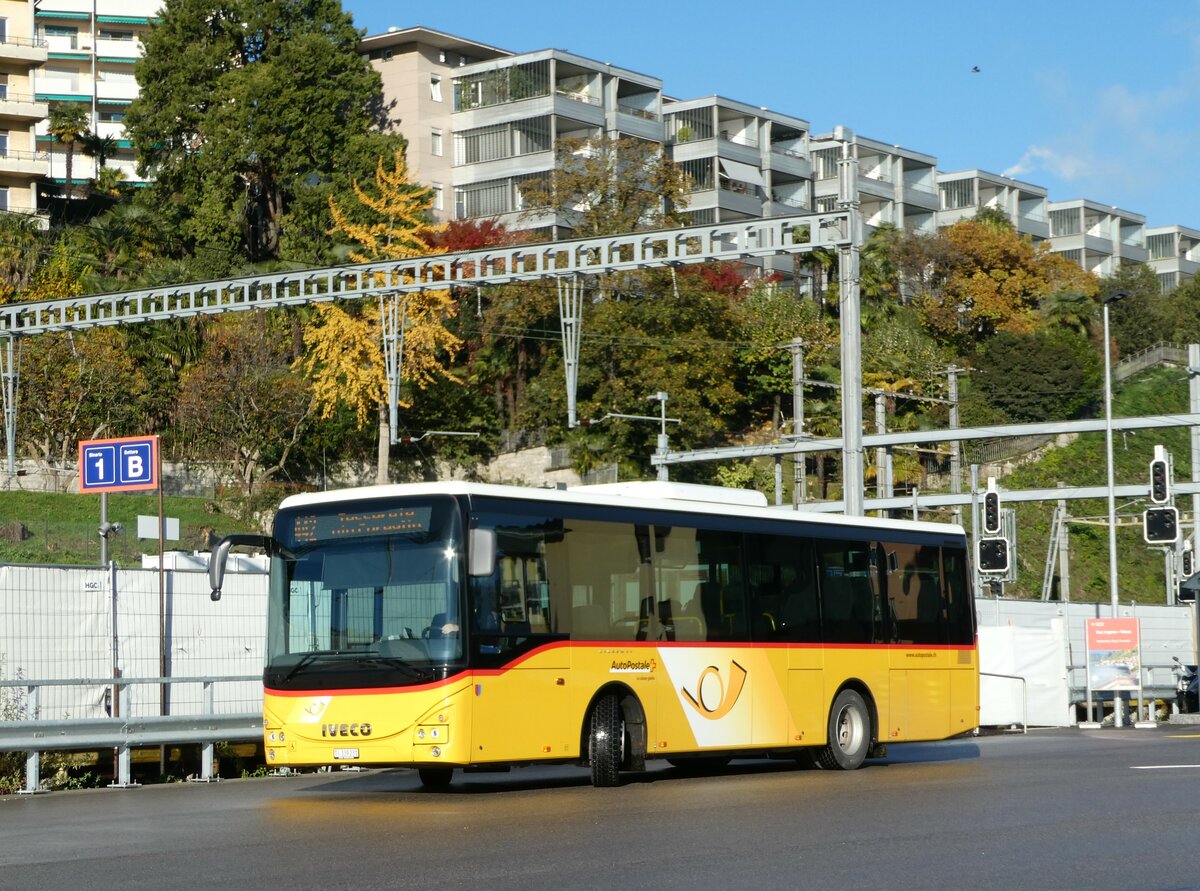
[695,528,747,641]
[818,539,876,644]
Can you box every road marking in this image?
[1167,733,1200,738]
[1130,764,1200,769]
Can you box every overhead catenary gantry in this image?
[0,208,862,489]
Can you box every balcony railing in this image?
[0,35,48,50]
[0,90,48,107]
[719,131,758,148]
[555,88,600,105]
[0,148,50,163]
[617,103,658,120]
[770,145,806,159]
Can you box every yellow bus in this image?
[209,480,978,788]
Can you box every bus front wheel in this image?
[589,694,625,787]
[417,766,454,789]
[817,689,871,770]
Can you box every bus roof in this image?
[279,480,965,538]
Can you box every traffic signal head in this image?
[1143,507,1179,544]
[977,537,1009,574]
[983,491,1001,535]
[1183,547,1195,579]
[1150,457,1170,504]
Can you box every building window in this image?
[99,110,126,123]
[431,128,443,157]
[1147,233,1174,260]
[40,24,79,49]
[432,183,443,211]
[1158,271,1178,294]
[98,29,135,41]
[0,186,8,212]
[454,117,550,166]
[1049,209,1082,237]
[939,179,974,211]
[430,74,442,102]
[677,158,713,191]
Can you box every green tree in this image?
[47,103,89,200]
[1163,273,1200,342]
[1103,263,1167,356]
[176,312,311,494]
[126,0,396,263]
[969,328,1100,423]
[519,136,691,237]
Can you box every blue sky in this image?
[344,0,1200,231]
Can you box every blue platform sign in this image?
[78,435,159,493]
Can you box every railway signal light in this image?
[977,538,1009,574]
[1149,450,1171,504]
[1182,544,1194,579]
[1143,507,1179,544]
[982,479,1002,536]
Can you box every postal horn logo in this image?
[681,660,747,720]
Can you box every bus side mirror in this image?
[208,533,277,601]
[209,538,234,601]
[469,528,496,577]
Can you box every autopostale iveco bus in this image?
[208,480,978,788]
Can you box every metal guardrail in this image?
[980,670,1027,733]
[0,675,261,793]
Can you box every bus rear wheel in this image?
[417,766,454,789]
[589,694,625,787]
[817,689,871,771]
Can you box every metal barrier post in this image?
[19,684,43,794]
[109,684,140,789]
[192,681,218,783]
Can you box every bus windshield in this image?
[265,496,465,685]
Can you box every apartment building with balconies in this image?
[362,27,510,224]
[664,95,810,225]
[936,169,1048,241]
[809,131,938,236]
[447,49,664,236]
[1146,224,1200,293]
[32,0,153,196]
[1047,199,1146,276]
[0,0,47,219]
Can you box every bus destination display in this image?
[292,506,433,543]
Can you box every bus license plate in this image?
[333,748,360,760]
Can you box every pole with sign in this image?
[78,435,167,721]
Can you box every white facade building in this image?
[32,0,154,192]
[0,0,48,219]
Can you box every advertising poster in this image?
[1085,617,1141,692]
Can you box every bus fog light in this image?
[268,749,276,760]
[431,747,441,758]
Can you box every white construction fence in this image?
[1,562,1195,729]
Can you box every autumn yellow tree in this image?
[911,218,1097,347]
[301,150,461,482]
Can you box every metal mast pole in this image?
[559,276,583,429]
[836,126,864,516]
[1,335,16,476]
[791,338,806,505]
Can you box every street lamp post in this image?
[1103,290,1129,617]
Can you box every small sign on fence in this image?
[137,515,179,541]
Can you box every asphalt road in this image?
[3,727,1199,890]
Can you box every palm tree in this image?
[79,132,119,193]
[46,103,90,200]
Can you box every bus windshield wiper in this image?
[359,655,432,680]
[282,650,341,682]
